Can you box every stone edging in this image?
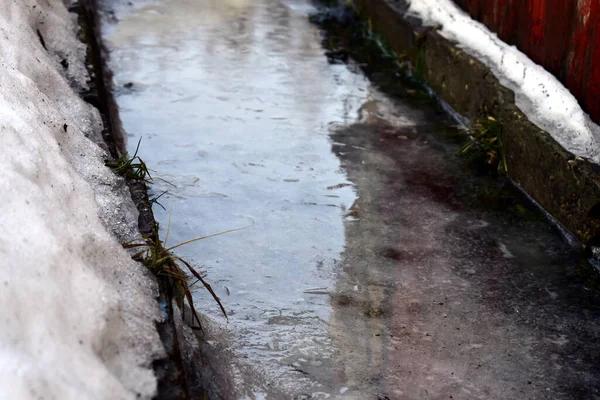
[74,1,202,397]
[351,0,600,245]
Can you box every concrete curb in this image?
[75,1,203,397]
[351,0,600,245]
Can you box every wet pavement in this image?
[102,0,600,398]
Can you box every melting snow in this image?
[407,0,600,163]
[0,0,162,398]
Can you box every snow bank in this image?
[407,0,600,163]
[0,1,163,399]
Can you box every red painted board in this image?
[451,0,600,124]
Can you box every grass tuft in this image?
[106,137,244,332]
[105,137,152,182]
[123,225,248,331]
[459,116,507,174]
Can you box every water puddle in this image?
[104,0,371,396]
[103,1,600,398]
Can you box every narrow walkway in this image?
[103,0,600,398]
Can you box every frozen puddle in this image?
[103,0,600,398]
[104,0,368,396]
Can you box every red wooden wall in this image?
[452,0,600,125]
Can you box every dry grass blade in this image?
[176,256,228,320]
[122,224,250,332]
[164,201,174,247]
[152,176,178,188]
[109,138,242,332]
[166,225,250,251]
[183,286,202,331]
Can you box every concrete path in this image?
[103,0,600,398]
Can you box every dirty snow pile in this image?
[407,0,600,163]
[0,0,163,399]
